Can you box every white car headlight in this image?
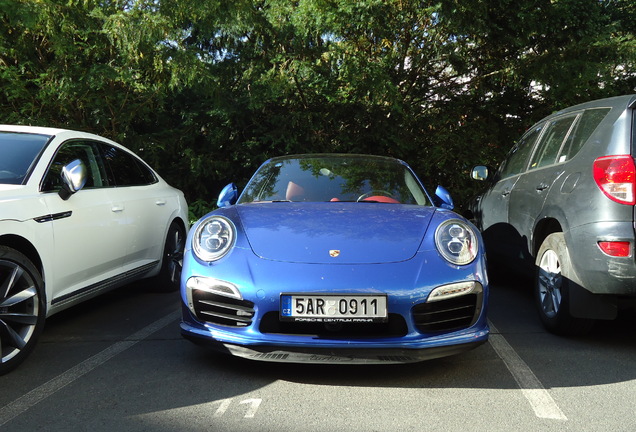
[193,216,236,261]
[434,219,479,265]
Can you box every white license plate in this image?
[280,294,388,322]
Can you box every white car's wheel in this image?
[534,233,593,335]
[154,221,185,293]
[0,246,46,375]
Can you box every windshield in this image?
[239,155,430,205]
[0,132,51,185]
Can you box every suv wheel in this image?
[534,233,593,335]
[0,246,46,375]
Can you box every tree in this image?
[1,0,634,210]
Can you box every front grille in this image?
[412,294,480,333]
[259,312,408,338]
[192,291,255,327]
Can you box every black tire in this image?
[0,246,46,375]
[534,233,594,336]
[152,221,185,293]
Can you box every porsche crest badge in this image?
[329,249,341,257]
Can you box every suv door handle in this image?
[536,183,549,191]
[501,189,511,197]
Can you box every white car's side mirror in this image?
[59,159,87,200]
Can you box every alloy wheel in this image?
[537,249,562,319]
[0,259,40,366]
[166,225,185,286]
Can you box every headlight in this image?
[193,216,236,261]
[434,219,479,265]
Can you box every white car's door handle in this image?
[155,200,167,206]
[111,205,125,212]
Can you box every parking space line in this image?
[488,321,567,421]
[0,310,180,427]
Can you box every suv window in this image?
[41,141,109,192]
[529,115,578,170]
[559,108,611,162]
[101,145,157,187]
[498,123,544,179]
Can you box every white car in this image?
[0,125,188,374]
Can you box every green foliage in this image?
[1,0,634,212]
[187,198,217,225]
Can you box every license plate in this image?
[280,294,388,323]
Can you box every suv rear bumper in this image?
[567,221,636,296]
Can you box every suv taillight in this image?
[598,241,631,257]
[592,155,636,205]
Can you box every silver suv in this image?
[469,95,636,335]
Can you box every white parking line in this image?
[488,321,568,421]
[0,310,180,427]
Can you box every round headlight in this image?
[434,219,479,265]
[193,216,236,262]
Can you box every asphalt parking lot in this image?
[2,279,636,432]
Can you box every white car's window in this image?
[41,141,109,192]
[0,132,51,185]
[101,145,157,186]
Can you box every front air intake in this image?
[412,294,480,333]
[191,291,255,327]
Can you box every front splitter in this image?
[182,331,487,364]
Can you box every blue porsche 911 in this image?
[180,154,489,364]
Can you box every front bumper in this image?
[180,327,488,364]
[180,301,490,364]
[180,241,490,363]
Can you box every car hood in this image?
[236,203,436,264]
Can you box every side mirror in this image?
[471,165,490,181]
[217,183,238,208]
[434,185,454,210]
[59,159,87,201]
